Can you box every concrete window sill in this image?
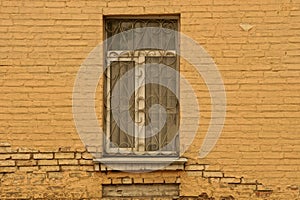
[94,157,187,171]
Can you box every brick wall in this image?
[0,0,300,199]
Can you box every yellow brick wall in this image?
[0,0,299,199]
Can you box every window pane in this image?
[106,19,178,51]
[145,57,179,153]
[109,61,135,149]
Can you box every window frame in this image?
[103,16,180,157]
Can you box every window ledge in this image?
[94,157,187,171]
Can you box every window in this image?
[103,17,179,157]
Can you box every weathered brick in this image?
[0,166,17,173]
[11,154,31,160]
[60,165,80,171]
[186,171,203,177]
[58,147,72,152]
[94,163,100,171]
[0,147,15,153]
[122,177,132,184]
[79,159,93,165]
[17,147,38,153]
[81,152,93,160]
[221,177,242,184]
[38,160,58,166]
[0,142,11,147]
[102,178,112,184]
[112,178,122,184]
[80,165,94,172]
[33,153,53,160]
[185,164,206,171]
[163,177,177,183]
[58,159,78,165]
[47,172,64,179]
[19,166,39,172]
[0,154,11,160]
[0,160,15,167]
[39,166,60,172]
[16,160,37,166]
[69,172,91,178]
[54,153,74,159]
[75,153,82,159]
[203,171,224,178]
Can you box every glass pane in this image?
[109,61,135,149]
[145,57,179,153]
[106,19,178,51]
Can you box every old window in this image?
[103,17,179,157]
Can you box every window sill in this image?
[94,157,187,171]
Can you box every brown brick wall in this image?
[0,0,300,199]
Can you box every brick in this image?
[69,172,91,178]
[16,160,37,166]
[80,165,94,172]
[79,159,93,165]
[112,178,122,184]
[38,160,58,166]
[122,177,132,184]
[0,142,11,147]
[203,171,224,178]
[60,165,80,171]
[163,177,177,183]
[39,166,60,172]
[75,147,86,153]
[45,2,65,8]
[19,166,39,172]
[39,147,58,153]
[33,153,53,160]
[55,153,74,159]
[94,163,100,171]
[81,152,93,160]
[58,159,78,165]
[75,153,82,159]
[11,154,31,160]
[0,147,15,153]
[0,166,17,173]
[102,184,179,197]
[0,154,11,160]
[0,160,15,166]
[107,1,127,7]
[186,171,203,177]
[48,172,64,179]
[221,177,242,184]
[18,147,38,153]
[58,147,72,152]
[185,165,206,171]
[102,178,112,184]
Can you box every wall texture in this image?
[0,0,299,199]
